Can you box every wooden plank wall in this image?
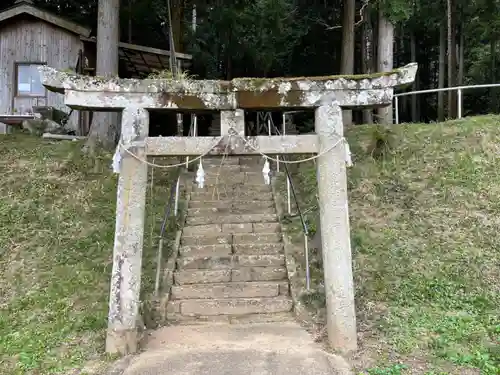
[0,17,82,130]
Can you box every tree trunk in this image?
[490,38,497,112]
[458,24,464,86]
[376,8,394,124]
[410,30,419,122]
[84,0,120,151]
[171,0,184,52]
[128,0,132,43]
[362,4,373,124]
[447,0,457,118]
[341,0,355,126]
[438,23,446,122]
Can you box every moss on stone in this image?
[232,67,404,83]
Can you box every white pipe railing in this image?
[393,83,500,124]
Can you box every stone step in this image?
[179,243,232,257]
[187,206,275,216]
[170,281,289,300]
[176,254,285,270]
[185,213,278,226]
[181,234,233,246]
[233,243,283,255]
[180,232,282,247]
[166,312,294,325]
[182,222,280,236]
[174,266,288,284]
[167,296,293,317]
[190,191,273,201]
[233,232,282,244]
[189,184,272,193]
[202,157,241,165]
[188,200,275,209]
[193,175,268,186]
[179,242,283,258]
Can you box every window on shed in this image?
[16,63,46,96]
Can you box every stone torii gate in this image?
[39,63,417,355]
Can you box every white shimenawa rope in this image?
[112,128,351,172]
[116,135,225,169]
[234,132,349,165]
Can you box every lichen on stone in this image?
[37,63,418,110]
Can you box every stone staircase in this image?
[166,156,293,324]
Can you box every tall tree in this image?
[341,0,355,125]
[447,0,457,118]
[377,6,394,124]
[85,0,120,150]
[438,22,446,121]
[361,2,374,124]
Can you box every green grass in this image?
[0,134,178,374]
[279,115,500,374]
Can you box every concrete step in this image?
[180,232,282,247]
[202,157,241,165]
[187,206,276,216]
[188,200,274,209]
[176,254,285,270]
[167,296,293,317]
[233,243,283,255]
[190,191,273,201]
[182,222,281,236]
[174,266,288,284]
[170,281,289,300]
[179,242,283,258]
[181,234,232,246]
[179,243,232,257]
[189,184,272,193]
[185,213,278,226]
[165,312,294,325]
[233,232,282,244]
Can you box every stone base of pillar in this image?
[105,328,138,355]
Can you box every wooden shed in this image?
[0,0,192,134]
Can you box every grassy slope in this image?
[0,135,174,374]
[281,115,500,374]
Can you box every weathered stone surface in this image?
[39,63,417,110]
[229,312,294,324]
[177,255,233,270]
[165,312,231,324]
[188,200,274,209]
[186,213,278,226]
[191,184,272,193]
[171,282,281,300]
[203,157,241,165]
[236,254,285,267]
[253,222,281,233]
[177,254,285,270]
[222,223,253,233]
[174,269,232,285]
[190,191,273,201]
[188,205,275,216]
[279,283,291,296]
[231,267,288,282]
[233,243,284,255]
[181,234,232,246]
[182,224,222,236]
[179,243,232,257]
[179,297,293,316]
[188,200,235,209]
[233,233,282,244]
